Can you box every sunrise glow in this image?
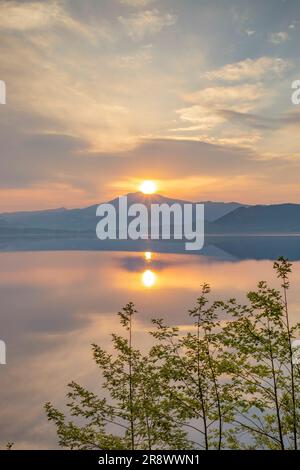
[140,181,157,195]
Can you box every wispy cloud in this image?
[203,57,291,82]
[218,109,300,131]
[269,31,290,44]
[0,1,61,31]
[118,9,177,39]
[0,0,112,41]
[0,1,84,34]
[176,105,226,130]
[175,84,266,144]
[115,45,153,68]
[120,0,156,6]
[183,84,266,112]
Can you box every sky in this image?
[0,0,300,211]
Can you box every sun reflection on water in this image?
[142,269,156,288]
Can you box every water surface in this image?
[1,250,300,448]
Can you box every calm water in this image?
[1,250,300,449]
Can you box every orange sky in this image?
[0,0,300,212]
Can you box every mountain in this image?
[211,204,300,234]
[196,200,245,221]
[1,196,300,259]
[0,193,245,231]
[2,195,300,237]
[107,193,244,222]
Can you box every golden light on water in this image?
[142,269,156,288]
[144,251,152,261]
[140,180,157,195]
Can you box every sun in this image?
[140,180,157,195]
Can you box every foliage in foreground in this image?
[45,258,300,449]
[0,443,14,450]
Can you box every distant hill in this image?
[2,195,300,236]
[196,200,245,221]
[1,196,300,259]
[0,193,245,231]
[107,193,245,222]
[211,204,300,234]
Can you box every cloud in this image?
[0,1,58,31]
[118,9,177,39]
[174,84,268,145]
[0,0,110,42]
[218,109,275,130]
[1,123,300,209]
[0,34,143,153]
[183,84,265,113]
[203,57,291,81]
[120,0,155,6]
[176,105,225,130]
[0,1,86,35]
[0,0,299,210]
[269,31,289,44]
[115,45,153,68]
[218,109,300,131]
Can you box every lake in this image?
[1,248,300,448]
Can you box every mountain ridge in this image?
[0,192,246,229]
[211,203,300,234]
[1,194,300,235]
